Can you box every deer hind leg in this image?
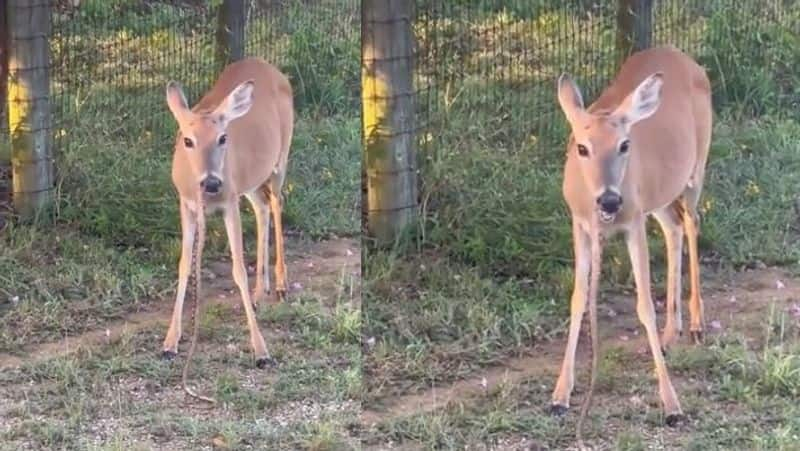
[223,201,273,368]
[627,216,683,425]
[162,198,197,359]
[550,220,591,414]
[681,187,705,344]
[266,177,288,302]
[245,190,272,308]
[653,203,684,350]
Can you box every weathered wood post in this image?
[362,0,418,244]
[0,0,8,133]
[216,0,247,69]
[617,0,653,66]
[7,0,53,219]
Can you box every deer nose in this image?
[596,191,623,214]
[200,176,222,194]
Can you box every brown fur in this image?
[171,58,293,204]
[161,57,294,368]
[551,46,712,427]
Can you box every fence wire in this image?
[362,0,419,228]
[1,0,358,220]
[414,0,800,155]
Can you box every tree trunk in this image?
[617,0,653,66]
[216,0,247,70]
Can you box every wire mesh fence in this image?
[403,0,799,268]
[1,0,359,227]
[414,0,800,154]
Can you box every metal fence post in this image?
[617,0,653,65]
[7,0,53,220]
[362,0,418,245]
[216,0,247,69]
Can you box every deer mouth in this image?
[598,208,617,224]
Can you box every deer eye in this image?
[218,134,227,145]
[183,137,194,148]
[577,144,589,157]
[619,139,630,154]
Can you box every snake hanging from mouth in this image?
[181,197,217,406]
[576,220,603,449]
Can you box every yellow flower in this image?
[745,180,760,196]
[701,198,714,214]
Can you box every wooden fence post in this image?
[217,0,247,69]
[1,0,9,161]
[362,0,418,244]
[617,0,653,65]
[7,0,53,220]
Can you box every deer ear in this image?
[215,80,255,125]
[557,73,585,125]
[166,81,189,120]
[614,73,663,127]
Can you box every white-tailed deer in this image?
[550,47,712,427]
[161,58,294,370]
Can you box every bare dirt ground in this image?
[363,265,800,449]
[0,236,361,450]
[0,237,359,370]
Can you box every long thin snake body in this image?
[181,198,217,405]
[576,222,603,449]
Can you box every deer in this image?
[549,46,712,433]
[160,58,293,390]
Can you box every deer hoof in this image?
[665,413,686,427]
[548,403,569,417]
[690,330,704,345]
[161,350,177,361]
[255,356,277,369]
[275,289,287,303]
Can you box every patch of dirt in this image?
[362,266,800,426]
[0,236,360,370]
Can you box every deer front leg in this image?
[626,215,683,425]
[551,220,591,414]
[162,198,197,359]
[223,202,273,368]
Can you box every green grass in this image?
[364,1,800,449]
[1,1,359,351]
[365,111,800,406]
[1,1,360,449]
[0,292,361,450]
[364,311,800,449]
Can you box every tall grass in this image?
[0,0,360,349]
[413,0,800,277]
[364,0,800,396]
